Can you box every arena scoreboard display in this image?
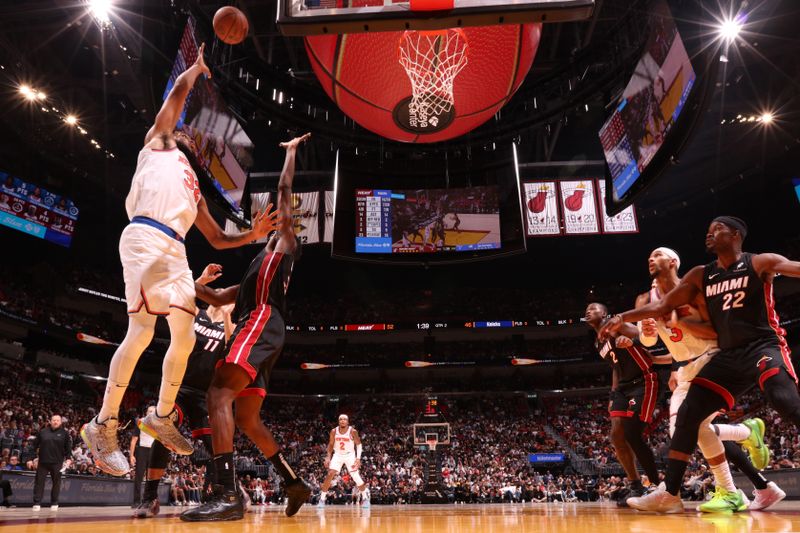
[0,172,78,247]
[355,189,393,253]
[354,186,501,254]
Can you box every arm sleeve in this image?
[356,444,363,459]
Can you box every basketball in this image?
[213,6,249,45]
[305,24,542,143]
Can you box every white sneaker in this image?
[627,486,684,513]
[80,417,129,476]
[750,482,786,511]
[32,505,41,511]
[50,505,59,511]
[138,409,193,455]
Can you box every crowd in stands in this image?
[3,354,800,507]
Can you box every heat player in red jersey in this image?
[81,43,278,478]
[603,216,800,513]
[181,134,312,523]
[585,302,667,504]
[318,414,369,507]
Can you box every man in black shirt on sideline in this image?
[32,414,72,511]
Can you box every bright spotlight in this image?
[65,115,78,125]
[760,112,774,124]
[36,91,46,100]
[718,18,743,43]
[87,0,112,26]
[19,85,36,100]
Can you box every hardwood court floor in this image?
[1,502,799,533]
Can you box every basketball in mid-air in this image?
[213,6,249,45]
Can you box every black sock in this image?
[143,479,160,501]
[665,458,688,495]
[268,451,298,483]
[213,453,236,491]
[723,441,768,490]
[630,478,643,490]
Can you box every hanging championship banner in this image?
[523,181,561,236]
[225,191,320,244]
[596,179,639,234]
[323,190,334,243]
[559,180,600,235]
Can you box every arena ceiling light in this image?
[65,115,78,125]
[86,0,113,28]
[759,112,774,124]
[19,84,36,100]
[717,16,744,43]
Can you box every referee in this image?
[32,414,72,511]
[130,406,156,507]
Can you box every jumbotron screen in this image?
[0,172,78,247]
[355,186,501,254]
[598,0,695,201]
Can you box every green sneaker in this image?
[698,487,748,513]
[739,418,770,470]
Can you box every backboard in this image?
[277,0,594,35]
[413,422,451,447]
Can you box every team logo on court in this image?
[757,355,772,372]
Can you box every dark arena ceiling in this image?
[0,0,797,284]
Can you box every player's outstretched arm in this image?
[194,198,279,249]
[754,253,800,278]
[273,133,311,252]
[600,266,704,337]
[195,283,239,307]
[145,43,211,146]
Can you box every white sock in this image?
[320,492,327,502]
[709,462,737,492]
[715,424,751,442]
[156,311,196,417]
[98,315,156,421]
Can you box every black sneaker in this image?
[628,485,648,498]
[616,487,631,508]
[132,498,160,518]
[284,479,312,517]
[180,485,244,522]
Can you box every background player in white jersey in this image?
[81,44,278,477]
[637,247,783,511]
[318,415,369,507]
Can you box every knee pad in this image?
[351,471,364,487]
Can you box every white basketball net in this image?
[398,29,469,119]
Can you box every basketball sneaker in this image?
[80,417,130,476]
[32,505,41,511]
[180,485,244,522]
[698,487,748,513]
[138,409,193,456]
[627,485,683,513]
[738,418,770,470]
[750,482,786,511]
[132,499,160,518]
[284,479,311,517]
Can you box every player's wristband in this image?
[356,444,362,459]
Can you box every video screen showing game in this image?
[598,0,695,201]
[355,186,501,254]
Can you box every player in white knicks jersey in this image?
[637,247,784,511]
[318,415,369,507]
[81,43,278,477]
